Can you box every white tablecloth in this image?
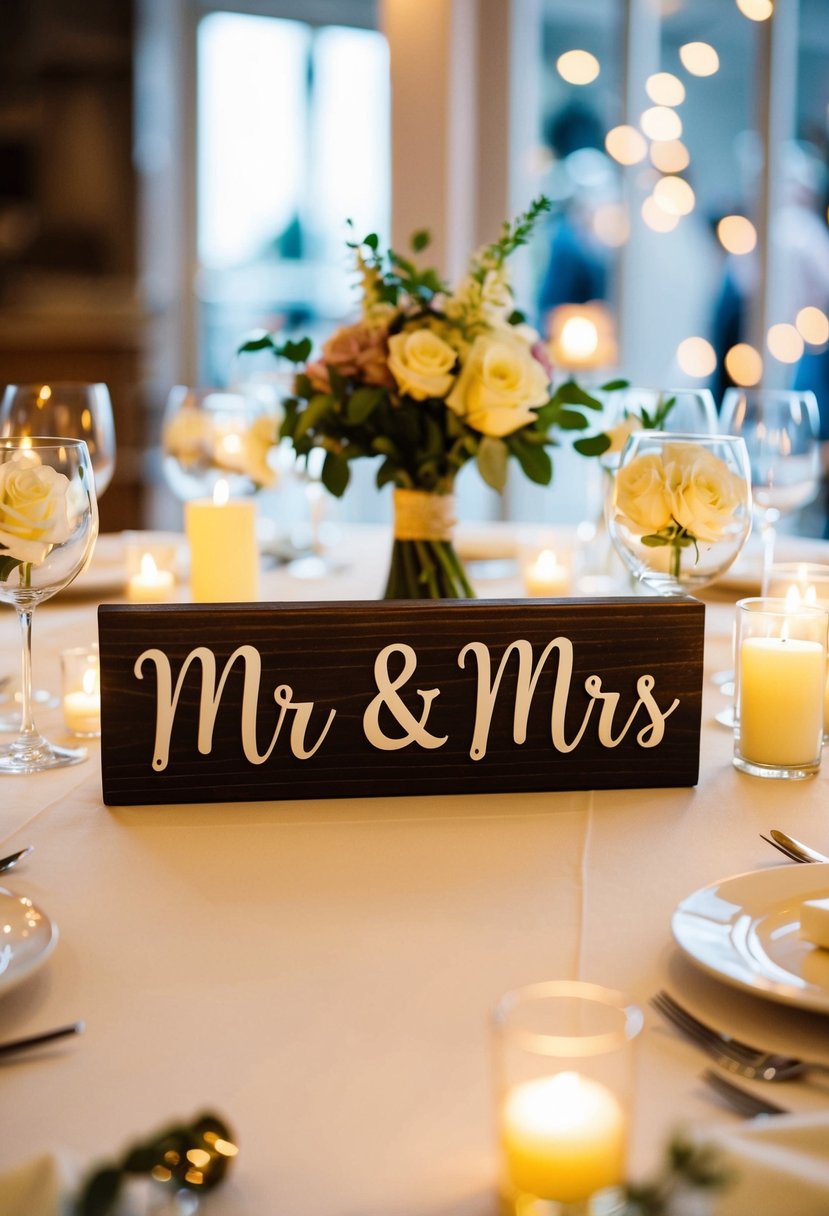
[0,526,828,1215]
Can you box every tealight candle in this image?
[502,1071,626,1203]
[127,552,175,603]
[524,549,570,597]
[61,647,101,737]
[734,596,828,779]
[493,980,641,1210]
[185,479,259,603]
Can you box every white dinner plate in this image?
[0,888,58,996]
[672,863,829,1014]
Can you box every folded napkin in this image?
[709,1112,829,1216]
[0,1151,77,1216]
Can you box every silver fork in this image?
[701,1069,790,1118]
[651,990,829,1082]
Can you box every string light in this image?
[677,337,717,377]
[736,0,773,20]
[653,175,696,216]
[646,73,686,106]
[767,323,804,364]
[605,125,647,165]
[679,42,720,76]
[716,215,757,255]
[641,196,679,233]
[725,343,763,386]
[795,306,829,346]
[640,106,683,141]
[650,139,690,173]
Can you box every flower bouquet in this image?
[241,197,618,599]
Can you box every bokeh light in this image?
[679,42,720,76]
[605,125,647,165]
[640,106,683,141]
[646,73,686,106]
[716,215,757,255]
[641,196,679,233]
[592,202,630,247]
[795,306,829,346]
[557,50,600,85]
[736,0,773,19]
[767,323,804,363]
[725,343,763,386]
[650,139,690,173]
[677,337,717,377]
[653,175,696,216]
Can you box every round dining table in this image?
[0,524,827,1215]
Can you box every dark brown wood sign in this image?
[97,598,704,806]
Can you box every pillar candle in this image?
[740,637,825,766]
[185,482,259,603]
[501,1071,626,1204]
[63,665,101,736]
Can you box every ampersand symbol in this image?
[363,643,448,751]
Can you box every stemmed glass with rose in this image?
[0,438,98,773]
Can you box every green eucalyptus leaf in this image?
[376,458,397,489]
[641,534,669,547]
[553,379,604,410]
[411,229,430,252]
[599,378,629,392]
[346,386,385,425]
[555,408,589,431]
[295,394,335,440]
[509,436,553,485]
[237,332,275,354]
[372,437,400,458]
[475,436,508,491]
[321,451,350,497]
[277,337,312,363]
[573,433,612,457]
[363,232,379,250]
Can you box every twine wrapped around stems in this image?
[384,490,473,599]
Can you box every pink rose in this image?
[531,339,555,380]
[318,322,394,390]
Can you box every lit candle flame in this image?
[213,478,230,506]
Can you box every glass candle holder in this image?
[520,545,571,598]
[733,597,828,780]
[61,645,101,737]
[124,533,180,603]
[766,564,829,740]
[492,980,643,1214]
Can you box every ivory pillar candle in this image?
[185,481,259,603]
[733,597,828,779]
[739,638,824,766]
[501,1071,626,1203]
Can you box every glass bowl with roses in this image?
[240,197,624,599]
[607,432,752,596]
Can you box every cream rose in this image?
[387,330,457,400]
[0,460,78,565]
[605,414,642,454]
[613,452,673,534]
[664,443,745,542]
[446,332,549,437]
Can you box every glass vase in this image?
[383,489,474,599]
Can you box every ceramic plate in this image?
[672,863,829,1014]
[0,888,58,996]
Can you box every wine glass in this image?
[0,382,116,496]
[720,388,820,592]
[0,383,113,725]
[607,432,752,595]
[603,387,718,449]
[162,385,278,500]
[0,438,98,773]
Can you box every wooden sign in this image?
[97,598,704,806]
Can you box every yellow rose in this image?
[446,332,549,437]
[664,443,745,542]
[613,452,673,534]
[387,330,457,400]
[0,458,77,565]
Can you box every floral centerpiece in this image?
[241,197,619,599]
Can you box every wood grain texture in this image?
[98,597,705,806]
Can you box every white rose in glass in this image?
[163,407,214,463]
[387,330,457,401]
[613,452,673,534]
[0,460,79,565]
[446,332,550,437]
[664,443,745,542]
